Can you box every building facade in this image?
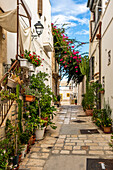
[0,0,53,88]
[87,0,113,118]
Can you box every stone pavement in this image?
[19,105,113,170]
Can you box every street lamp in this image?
[34,21,44,36]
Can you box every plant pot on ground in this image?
[34,117,47,140]
[85,109,93,116]
[103,126,111,133]
[35,127,45,140]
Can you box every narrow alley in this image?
[20,105,113,170]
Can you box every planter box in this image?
[25,95,35,102]
[7,78,17,88]
[85,109,93,116]
[35,127,45,140]
[19,58,29,69]
[29,64,35,72]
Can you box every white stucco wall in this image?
[0,0,53,88]
[101,0,113,119]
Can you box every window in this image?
[69,86,71,90]
[67,93,70,97]
[108,50,111,65]
[90,56,94,80]
[38,0,42,16]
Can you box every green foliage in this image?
[82,82,102,110]
[18,99,23,133]
[19,132,29,144]
[25,71,57,130]
[52,23,86,84]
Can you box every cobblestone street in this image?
[20,105,113,170]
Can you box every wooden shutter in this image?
[38,0,43,16]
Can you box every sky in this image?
[50,0,90,54]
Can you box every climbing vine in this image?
[52,23,87,83]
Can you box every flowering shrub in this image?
[52,23,85,83]
[22,50,42,67]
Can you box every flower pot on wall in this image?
[85,109,93,116]
[25,95,35,102]
[19,58,29,69]
[100,90,105,94]
[7,78,17,88]
[35,128,45,140]
[103,126,111,133]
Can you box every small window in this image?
[69,86,71,90]
[67,93,70,97]
[102,76,105,89]
[108,50,111,65]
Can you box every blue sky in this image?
[50,0,90,54]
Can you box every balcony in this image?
[43,29,53,52]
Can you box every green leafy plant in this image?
[25,88,36,96]
[25,71,57,130]
[98,88,105,93]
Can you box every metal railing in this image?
[0,60,19,126]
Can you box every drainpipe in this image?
[16,0,19,60]
[98,22,102,109]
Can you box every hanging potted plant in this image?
[25,88,35,102]
[7,74,23,88]
[98,88,105,94]
[23,50,42,68]
[19,56,30,69]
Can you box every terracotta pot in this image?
[85,109,93,116]
[25,95,35,102]
[100,90,104,94]
[104,126,111,133]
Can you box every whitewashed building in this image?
[87,0,113,118]
[0,0,53,88]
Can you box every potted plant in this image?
[25,88,35,102]
[19,132,30,159]
[7,74,23,88]
[23,50,42,67]
[34,116,47,140]
[98,88,105,94]
[102,117,112,133]
[19,57,30,69]
[101,100,112,133]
